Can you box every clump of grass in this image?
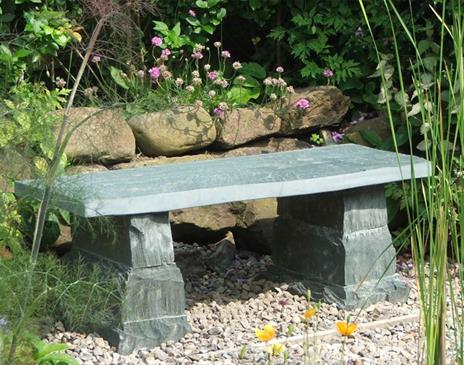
[359,0,464,362]
[0,250,121,364]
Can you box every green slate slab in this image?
[15,144,431,217]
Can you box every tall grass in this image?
[359,0,463,363]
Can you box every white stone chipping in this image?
[44,242,459,364]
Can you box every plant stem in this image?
[6,17,106,365]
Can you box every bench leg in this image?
[71,212,190,354]
[271,186,409,309]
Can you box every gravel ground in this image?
[45,242,459,364]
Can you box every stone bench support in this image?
[72,213,190,355]
[271,186,409,308]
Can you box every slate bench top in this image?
[15,144,431,218]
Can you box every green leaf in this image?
[239,62,266,79]
[418,39,432,54]
[202,24,214,34]
[36,343,70,359]
[268,26,286,41]
[0,44,12,62]
[3,99,16,109]
[360,130,383,147]
[227,86,260,104]
[38,353,80,365]
[173,22,181,37]
[195,0,209,8]
[207,0,220,7]
[395,126,410,147]
[423,56,437,72]
[13,48,32,58]
[185,17,200,26]
[216,7,226,19]
[153,21,169,33]
[249,0,261,10]
[110,66,129,90]
[233,75,260,88]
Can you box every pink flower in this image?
[294,98,310,110]
[332,131,344,143]
[91,55,101,63]
[191,52,203,60]
[161,48,171,60]
[188,9,196,17]
[208,71,218,81]
[276,66,284,73]
[148,66,161,80]
[214,107,225,119]
[55,77,66,88]
[221,50,231,58]
[323,68,334,78]
[151,36,163,47]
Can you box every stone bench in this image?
[15,144,430,354]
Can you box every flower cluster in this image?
[294,98,310,110]
[138,37,312,120]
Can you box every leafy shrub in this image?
[219,0,453,110]
[0,4,80,94]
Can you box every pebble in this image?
[44,244,459,364]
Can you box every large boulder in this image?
[215,107,281,149]
[56,107,135,165]
[127,106,216,157]
[170,201,257,243]
[279,86,350,134]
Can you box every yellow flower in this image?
[255,324,276,342]
[336,321,358,336]
[72,31,82,42]
[266,343,286,357]
[303,307,317,320]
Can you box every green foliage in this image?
[0,251,121,340]
[0,193,23,254]
[28,334,79,365]
[361,0,464,362]
[223,0,452,111]
[0,82,68,255]
[1,323,81,364]
[154,0,226,50]
[0,82,68,159]
[228,62,265,104]
[309,133,323,146]
[0,5,79,93]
